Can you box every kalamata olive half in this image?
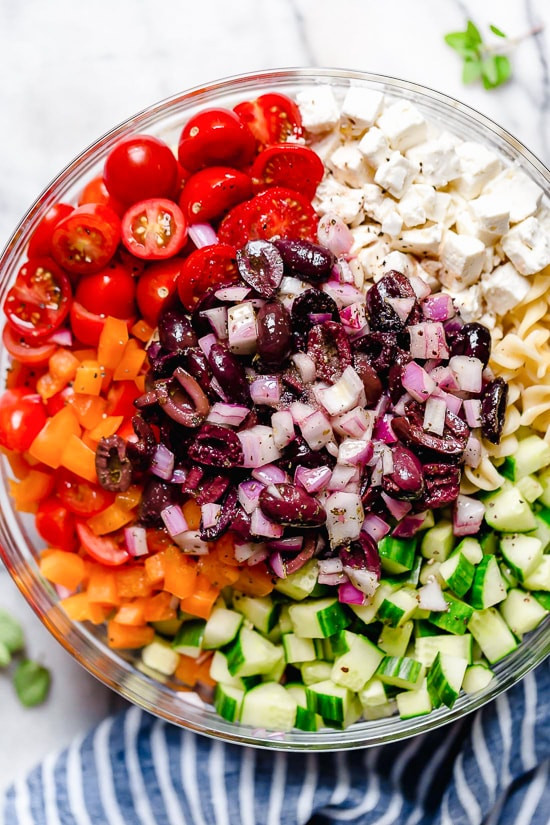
[188,423,244,468]
[207,343,251,404]
[274,239,335,282]
[291,289,339,336]
[352,353,383,407]
[95,435,132,492]
[256,301,292,367]
[366,270,417,332]
[307,320,352,384]
[139,478,181,526]
[450,322,492,366]
[236,240,284,298]
[382,444,424,500]
[158,307,197,351]
[126,415,156,472]
[481,377,508,444]
[259,483,326,527]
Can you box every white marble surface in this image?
[0,0,548,794]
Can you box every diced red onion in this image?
[408,273,431,300]
[210,376,231,402]
[381,444,394,475]
[319,571,348,586]
[309,312,333,325]
[464,435,482,468]
[418,577,448,611]
[124,525,149,557]
[319,557,344,575]
[374,393,391,418]
[215,286,251,302]
[198,333,217,358]
[370,457,383,487]
[252,464,289,485]
[234,540,262,563]
[381,493,412,520]
[47,327,73,347]
[322,280,365,308]
[268,551,287,579]
[289,401,317,425]
[250,375,281,407]
[250,507,284,539]
[423,359,440,374]
[295,464,332,494]
[423,396,447,436]
[188,223,218,248]
[335,257,355,284]
[408,322,449,360]
[161,504,189,537]
[362,514,391,541]
[151,443,175,480]
[278,276,309,311]
[238,425,281,468]
[339,302,368,331]
[317,212,354,255]
[449,355,483,394]
[227,302,258,355]
[453,494,486,536]
[170,467,188,484]
[291,353,316,383]
[285,540,316,575]
[200,306,228,339]
[430,365,459,391]
[338,581,366,605]
[267,536,304,553]
[422,293,455,322]
[432,388,462,416]
[463,398,482,428]
[392,393,412,416]
[301,410,334,451]
[271,410,295,449]
[207,402,250,427]
[201,502,222,530]
[343,480,361,494]
[337,438,373,467]
[247,545,270,566]
[402,361,437,404]
[331,407,374,440]
[344,567,379,598]
[373,414,397,444]
[325,492,364,547]
[391,513,426,538]
[237,479,264,514]
[386,296,416,324]
[317,366,364,416]
[172,530,210,554]
[328,464,359,491]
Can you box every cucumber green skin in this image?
[172,620,206,655]
[429,592,474,635]
[484,487,536,533]
[426,653,467,709]
[383,557,423,588]
[306,681,352,722]
[470,555,506,610]
[442,554,475,598]
[214,684,244,722]
[533,591,550,610]
[378,536,417,573]
[294,705,320,731]
[376,656,425,690]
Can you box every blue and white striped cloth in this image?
[3,660,548,825]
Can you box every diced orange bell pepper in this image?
[198,553,240,589]
[115,566,153,599]
[8,468,54,511]
[97,317,129,370]
[144,548,169,585]
[73,349,98,362]
[40,550,86,591]
[134,375,146,392]
[36,372,66,401]
[60,434,98,483]
[49,348,80,382]
[130,318,155,343]
[86,415,124,443]
[113,600,146,626]
[195,652,216,687]
[86,502,134,535]
[28,406,81,468]
[174,653,201,687]
[87,566,120,606]
[1,448,31,480]
[142,591,177,623]
[182,499,201,531]
[60,592,107,624]
[180,575,220,620]
[113,339,147,382]
[67,394,107,429]
[232,563,276,597]
[214,532,240,566]
[107,621,154,649]
[115,485,142,511]
[73,361,104,396]
[163,547,198,600]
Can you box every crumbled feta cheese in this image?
[454,207,479,239]
[382,250,415,276]
[349,224,380,254]
[484,166,543,223]
[443,284,483,323]
[393,225,442,256]
[374,151,418,198]
[377,100,428,152]
[427,191,453,226]
[314,175,364,224]
[380,205,403,238]
[341,87,384,135]
[308,131,342,163]
[361,183,385,221]
[453,142,501,199]
[481,262,531,315]
[470,193,510,243]
[396,186,427,227]
[406,133,460,188]
[439,230,486,288]
[296,86,340,134]
[328,143,371,187]
[358,127,390,168]
[357,240,392,280]
[501,217,550,275]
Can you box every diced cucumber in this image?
[151,617,185,637]
[522,556,550,591]
[226,627,283,677]
[376,655,425,690]
[301,660,333,685]
[378,620,414,658]
[429,592,473,635]
[470,556,507,609]
[261,654,287,684]
[363,699,398,720]
[240,682,297,731]
[274,559,319,600]
[384,556,423,589]
[480,531,498,555]
[499,534,543,583]
[533,591,550,610]
[288,598,350,638]
[516,475,544,503]
[462,663,495,694]
[172,620,206,658]
[350,583,394,624]
[214,683,245,722]
[306,679,355,723]
[285,683,321,731]
[378,535,417,574]
[377,589,418,628]
[454,537,483,565]
[396,680,433,719]
[209,650,260,690]
[499,562,518,589]
[322,696,363,729]
[421,520,454,561]
[499,588,549,636]
[232,594,279,635]
[537,467,550,508]
[468,608,518,663]
[419,560,443,586]
[484,487,536,533]
[439,552,475,598]
[426,652,468,708]
[415,619,441,638]
[331,634,384,691]
[527,514,550,552]
[282,633,317,664]
[357,677,388,709]
[326,629,357,657]
[503,435,550,481]
[141,636,180,676]
[415,634,473,667]
[278,604,293,634]
[202,607,243,650]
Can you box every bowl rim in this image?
[1,66,549,751]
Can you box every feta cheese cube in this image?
[501,217,550,275]
[361,183,385,220]
[349,224,380,254]
[393,225,442,256]
[341,87,384,135]
[443,285,483,323]
[314,176,364,224]
[358,127,390,168]
[454,207,479,239]
[296,86,340,134]
[377,100,428,151]
[481,262,530,315]
[308,131,342,163]
[470,193,510,243]
[406,134,460,188]
[374,151,418,198]
[328,143,371,187]
[380,205,403,238]
[439,230,486,288]
[453,142,501,199]
[357,240,392,280]
[382,250,415,277]
[427,191,453,225]
[484,167,543,223]
[397,186,427,227]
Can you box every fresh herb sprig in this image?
[444,20,512,89]
[0,608,51,707]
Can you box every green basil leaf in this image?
[462,58,483,85]
[495,54,512,85]
[13,660,51,707]
[466,20,483,46]
[0,641,11,668]
[444,32,471,53]
[490,24,507,38]
[482,56,499,87]
[0,609,24,653]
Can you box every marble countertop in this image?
[0,0,548,793]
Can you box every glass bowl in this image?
[0,68,549,751]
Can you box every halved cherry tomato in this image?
[103,134,178,205]
[217,187,318,247]
[76,522,130,567]
[35,497,76,551]
[56,468,115,517]
[2,325,56,366]
[51,204,121,276]
[177,108,256,172]
[75,262,136,319]
[176,244,239,311]
[27,203,75,258]
[69,300,133,347]
[0,388,47,452]
[234,93,303,150]
[136,258,183,326]
[121,198,187,260]
[78,176,125,216]
[179,166,253,224]
[3,258,72,341]
[251,144,324,200]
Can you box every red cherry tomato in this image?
[106,381,142,418]
[251,144,324,200]
[234,93,303,150]
[179,166,253,224]
[176,244,239,311]
[0,388,47,452]
[76,522,130,566]
[27,203,75,258]
[177,108,256,172]
[136,258,184,326]
[56,469,115,517]
[78,175,125,216]
[121,198,187,260]
[218,187,318,247]
[75,262,136,319]
[3,258,72,341]
[2,325,56,366]
[35,498,76,551]
[69,301,134,346]
[103,134,178,205]
[51,204,121,276]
